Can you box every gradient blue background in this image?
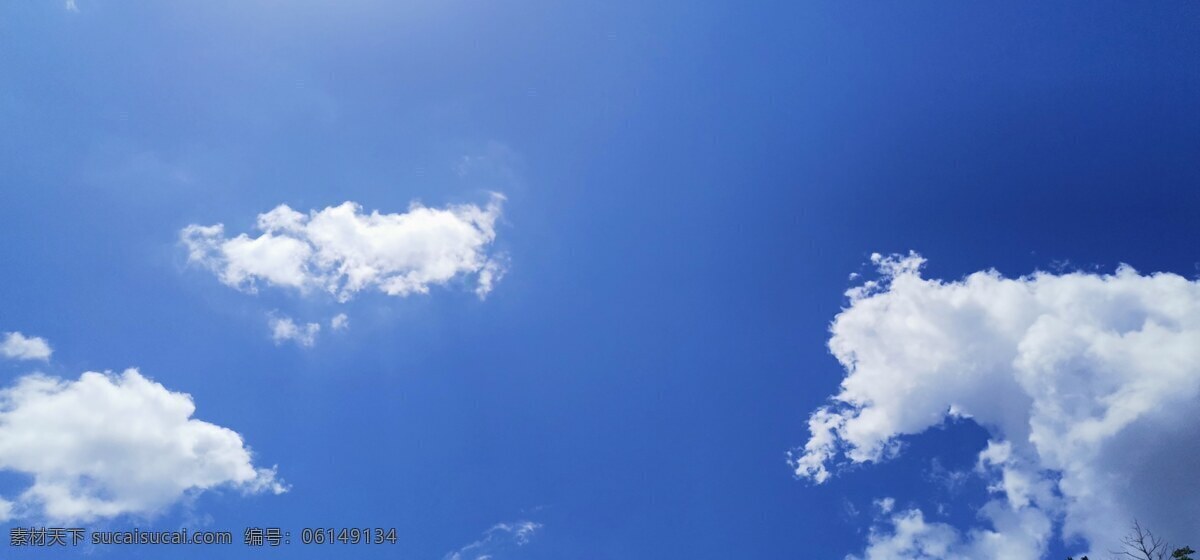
[2,2,1199,558]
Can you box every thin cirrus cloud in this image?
[0,336,284,522]
[181,194,507,303]
[443,520,542,560]
[793,252,1200,559]
[1,332,53,361]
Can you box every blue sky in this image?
[2,2,1200,558]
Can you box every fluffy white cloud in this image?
[330,313,349,331]
[847,503,1052,560]
[182,194,506,302]
[269,315,320,347]
[1,332,52,361]
[444,520,541,560]
[793,252,1200,558]
[0,369,285,522]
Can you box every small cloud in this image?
[444,520,542,560]
[874,497,895,514]
[269,314,319,347]
[181,194,507,302]
[1,332,52,361]
[330,313,349,331]
[65,0,78,12]
[841,498,861,519]
[475,257,508,300]
[926,458,971,493]
[454,142,522,186]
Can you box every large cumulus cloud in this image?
[0,369,285,522]
[793,252,1200,559]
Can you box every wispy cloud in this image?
[444,520,542,560]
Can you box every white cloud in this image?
[269,315,320,347]
[874,497,895,514]
[65,0,78,13]
[330,313,349,331]
[793,252,1200,558]
[1,332,52,361]
[182,194,506,302]
[850,508,962,560]
[0,369,285,522]
[444,520,541,560]
[847,504,1052,560]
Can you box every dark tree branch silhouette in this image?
[1113,520,1172,560]
[1065,520,1194,560]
